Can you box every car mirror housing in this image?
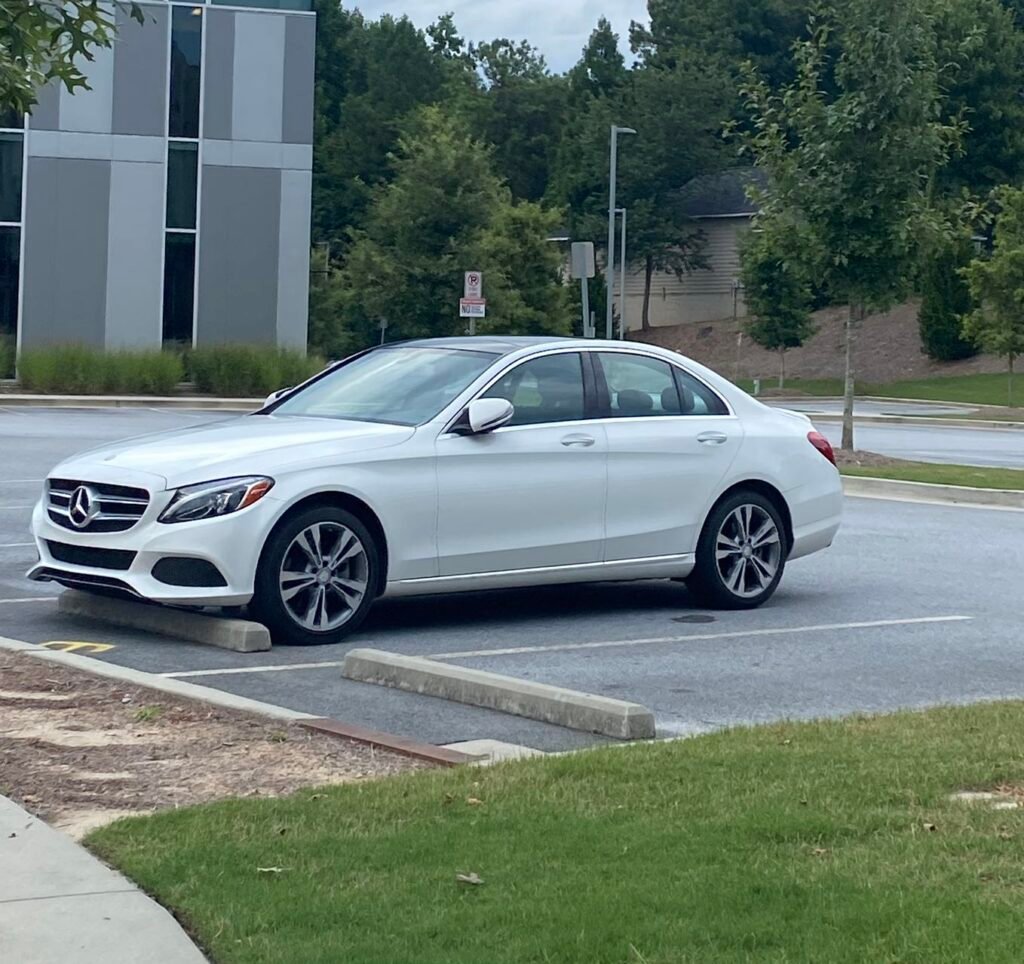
[465,398,514,435]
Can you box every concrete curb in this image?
[57,590,272,653]
[0,635,480,766]
[0,635,310,720]
[805,411,1024,431]
[842,475,1024,509]
[0,392,261,410]
[342,648,657,740]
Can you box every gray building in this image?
[0,0,315,353]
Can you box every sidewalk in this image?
[0,795,205,964]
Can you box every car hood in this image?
[53,415,416,488]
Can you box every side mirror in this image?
[467,398,514,434]
[263,387,292,408]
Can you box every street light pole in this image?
[617,207,628,339]
[606,125,636,339]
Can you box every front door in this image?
[435,351,607,576]
[593,351,742,561]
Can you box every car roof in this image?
[392,336,573,355]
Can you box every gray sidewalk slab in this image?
[0,796,206,964]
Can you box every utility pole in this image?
[617,207,628,339]
[606,125,636,339]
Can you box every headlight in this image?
[158,476,275,524]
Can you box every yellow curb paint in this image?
[42,641,115,655]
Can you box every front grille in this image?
[152,557,227,588]
[46,540,137,571]
[47,478,150,533]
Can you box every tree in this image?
[738,0,961,450]
[918,237,977,362]
[740,221,815,388]
[962,187,1024,406]
[933,0,1024,194]
[566,17,626,105]
[1,0,142,114]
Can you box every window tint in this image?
[166,142,198,229]
[0,132,23,223]
[484,353,585,426]
[162,233,196,345]
[597,353,681,418]
[169,7,202,138]
[674,367,729,416]
[0,226,19,337]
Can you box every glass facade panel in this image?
[169,6,203,138]
[0,226,19,339]
[166,142,198,229]
[162,233,196,344]
[0,108,22,130]
[211,0,312,10]
[0,133,23,223]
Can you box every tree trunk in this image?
[841,303,863,451]
[641,254,654,332]
[778,348,786,390]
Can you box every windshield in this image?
[270,347,499,426]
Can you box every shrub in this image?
[0,334,14,379]
[919,241,978,362]
[17,345,185,394]
[188,345,325,397]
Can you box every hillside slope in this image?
[630,302,1004,385]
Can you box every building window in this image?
[169,6,202,139]
[0,226,19,339]
[0,109,22,131]
[163,233,196,345]
[0,132,23,224]
[166,142,198,230]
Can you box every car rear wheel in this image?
[686,490,787,610]
[250,506,380,645]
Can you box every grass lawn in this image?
[741,372,1023,407]
[841,461,1024,491]
[89,703,1024,963]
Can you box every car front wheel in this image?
[250,506,379,645]
[687,491,787,610]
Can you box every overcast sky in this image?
[350,1,650,73]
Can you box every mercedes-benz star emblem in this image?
[68,485,99,529]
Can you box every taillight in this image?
[807,431,837,466]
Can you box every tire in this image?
[686,490,788,610]
[250,505,380,646]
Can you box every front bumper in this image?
[27,489,281,607]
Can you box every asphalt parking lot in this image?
[3,406,1023,752]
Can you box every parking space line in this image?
[0,505,34,510]
[428,615,973,660]
[162,660,346,679]
[0,542,33,548]
[0,479,42,485]
[0,597,58,605]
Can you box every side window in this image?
[674,367,729,416]
[596,353,682,418]
[483,353,585,426]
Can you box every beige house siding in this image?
[621,217,751,331]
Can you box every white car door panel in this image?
[435,422,608,575]
[595,351,743,561]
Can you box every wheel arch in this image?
[266,491,390,596]
[704,479,793,555]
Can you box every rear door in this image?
[593,350,742,561]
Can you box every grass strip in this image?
[89,703,1024,963]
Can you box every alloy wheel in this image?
[714,504,782,599]
[278,522,369,631]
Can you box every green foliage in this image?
[0,334,14,379]
[962,186,1024,404]
[17,346,184,395]
[933,0,1024,193]
[0,1,143,114]
[918,240,978,362]
[188,346,325,398]
[738,0,961,313]
[740,222,815,385]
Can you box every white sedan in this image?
[29,337,842,645]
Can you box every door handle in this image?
[561,434,596,448]
[697,432,729,446]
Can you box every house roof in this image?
[678,168,767,219]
